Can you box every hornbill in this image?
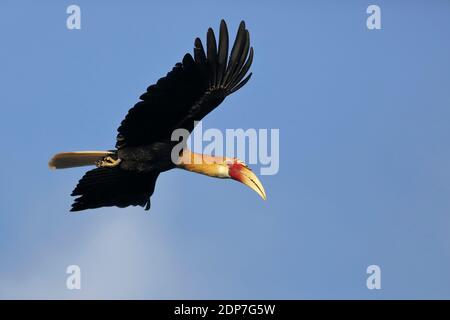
[49,20,266,212]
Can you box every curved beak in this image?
[229,163,267,200]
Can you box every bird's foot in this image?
[96,156,122,168]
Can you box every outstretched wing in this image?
[116,20,253,149]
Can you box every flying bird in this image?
[49,20,266,212]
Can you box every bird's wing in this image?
[116,20,253,149]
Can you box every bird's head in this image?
[177,151,267,200]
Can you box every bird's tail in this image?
[48,151,113,169]
[70,167,159,211]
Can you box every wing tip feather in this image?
[204,20,253,94]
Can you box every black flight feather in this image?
[116,20,253,149]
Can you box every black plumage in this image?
[69,20,253,211]
[71,168,159,211]
[116,20,252,149]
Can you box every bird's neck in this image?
[176,150,230,178]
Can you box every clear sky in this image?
[1,0,450,299]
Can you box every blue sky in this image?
[1,0,450,299]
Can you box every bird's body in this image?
[116,143,177,173]
[49,20,266,212]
